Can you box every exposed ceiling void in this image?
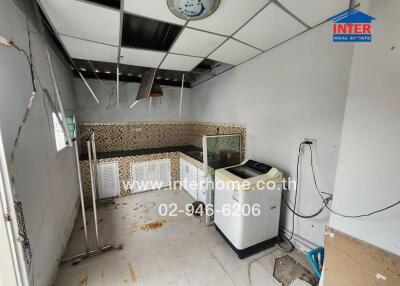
[85,0,121,10]
[121,13,182,52]
[72,59,191,88]
[187,59,234,87]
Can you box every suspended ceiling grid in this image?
[38,0,350,87]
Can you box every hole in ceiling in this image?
[72,59,191,88]
[121,13,182,52]
[188,59,233,87]
[85,0,121,10]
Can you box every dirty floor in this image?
[54,188,313,286]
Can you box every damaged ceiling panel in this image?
[187,59,234,87]
[72,59,192,88]
[37,0,350,88]
[121,13,182,52]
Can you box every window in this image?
[52,112,76,152]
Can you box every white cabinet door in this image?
[158,159,171,188]
[198,169,206,204]
[180,158,191,191]
[131,159,171,193]
[188,163,198,200]
[97,162,120,199]
[180,158,186,190]
[131,161,149,192]
[180,158,201,200]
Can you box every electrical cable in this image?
[283,194,331,219]
[308,144,400,218]
[288,142,306,240]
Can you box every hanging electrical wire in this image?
[308,144,400,218]
[283,194,331,219]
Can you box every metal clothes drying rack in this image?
[61,131,122,265]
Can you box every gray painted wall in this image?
[329,0,400,255]
[0,0,79,285]
[75,79,193,123]
[191,22,354,247]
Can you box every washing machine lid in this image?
[226,160,272,179]
[216,160,282,191]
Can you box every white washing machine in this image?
[214,160,283,259]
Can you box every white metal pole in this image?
[116,66,119,110]
[73,141,89,254]
[46,45,73,147]
[87,135,100,252]
[148,97,152,112]
[179,74,185,119]
[78,72,100,104]
[129,100,139,109]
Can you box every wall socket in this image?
[300,138,317,153]
[304,138,318,146]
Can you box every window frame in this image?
[51,110,76,153]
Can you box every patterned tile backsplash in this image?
[79,121,246,154]
[79,121,246,204]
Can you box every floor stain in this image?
[78,274,88,286]
[140,220,166,231]
[128,263,136,283]
[130,219,167,233]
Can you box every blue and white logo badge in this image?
[330,9,376,42]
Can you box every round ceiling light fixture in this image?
[167,0,220,21]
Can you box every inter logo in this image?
[330,9,376,42]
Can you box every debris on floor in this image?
[273,255,318,286]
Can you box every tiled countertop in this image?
[79,145,202,161]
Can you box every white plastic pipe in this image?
[46,45,73,147]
